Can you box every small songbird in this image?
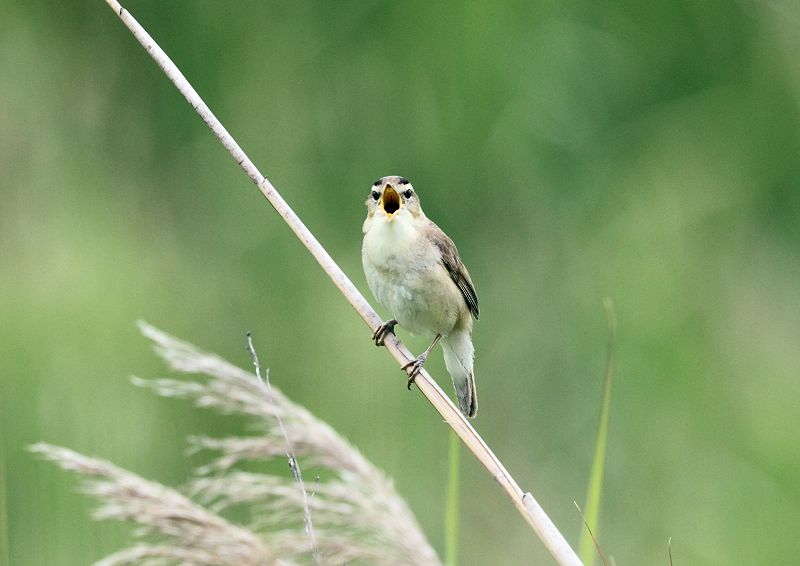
[362,175,480,418]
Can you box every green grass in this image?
[0,436,9,566]
[578,298,617,565]
[445,430,460,566]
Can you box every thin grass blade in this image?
[578,298,617,565]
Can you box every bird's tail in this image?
[442,329,477,418]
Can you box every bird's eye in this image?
[371,190,380,201]
[403,189,413,199]
[398,177,410,185]
[372,180,382,187]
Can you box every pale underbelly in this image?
[366,264,462,336]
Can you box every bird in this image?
[362,175,480,418]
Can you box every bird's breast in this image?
[362,218,462,335]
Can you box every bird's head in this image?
[365,175,422,221]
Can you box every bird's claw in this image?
[402,354,428,389]
[372,319,397,346]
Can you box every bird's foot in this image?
[372,319,397,347]
[402,352,429,390]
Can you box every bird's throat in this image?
[370,211,419,252]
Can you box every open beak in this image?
[381,184,401,218]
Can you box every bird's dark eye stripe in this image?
[372,179,382,187]
[398,177,410,185]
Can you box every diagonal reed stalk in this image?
[100,2,583,563]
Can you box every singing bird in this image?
[362,175,480,418]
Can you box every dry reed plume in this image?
[31,322,440,566]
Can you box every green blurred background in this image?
[2,1,799,564]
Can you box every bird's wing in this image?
[426,221,480,320]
